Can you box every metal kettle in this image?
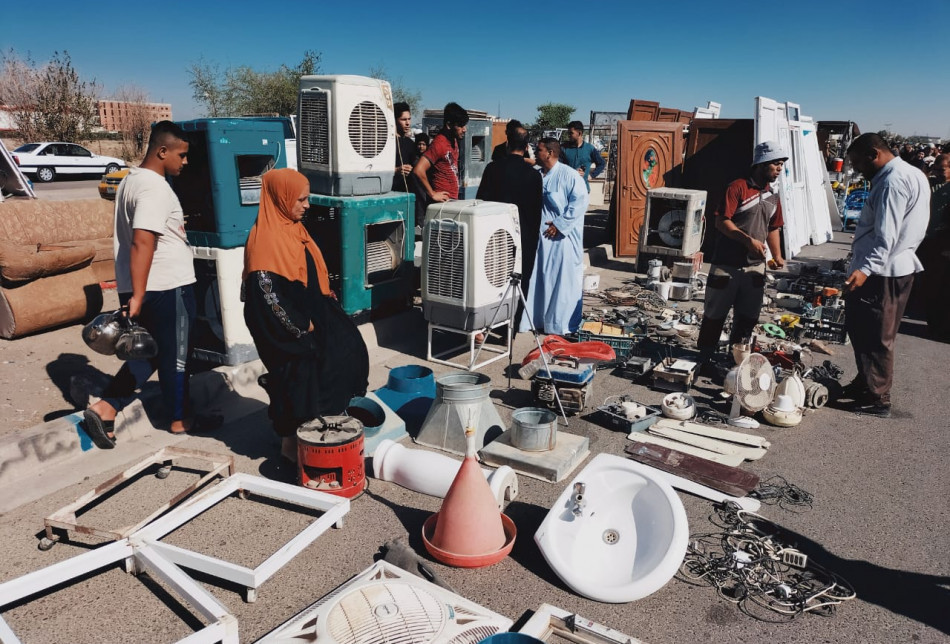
[82,310,125,356]
[115,321,158,361]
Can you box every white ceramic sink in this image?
[534,453,688,603]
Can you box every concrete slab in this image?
[479,430,590,483]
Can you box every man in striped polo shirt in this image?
[697,141,787,366]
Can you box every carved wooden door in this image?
[615,121,684,257]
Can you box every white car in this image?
[11,142,126,183]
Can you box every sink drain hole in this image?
[602,529,620,545]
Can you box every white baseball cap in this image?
[753,140,788,165]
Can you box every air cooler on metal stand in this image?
[422,200,521,370]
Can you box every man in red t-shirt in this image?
[696,140,787,365]
[413,102,469,204]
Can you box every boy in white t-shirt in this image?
[83,121,217,448]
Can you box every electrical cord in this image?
[678,503,854,621]
[751,475,814,512]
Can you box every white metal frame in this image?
[132,473,349,603]
[427,319,512,371]
[41,446,234,549]
[0,540,238,644]
[519,603,644,644]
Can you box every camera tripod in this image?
[470,272,569,425]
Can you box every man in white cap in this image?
[696,140,787,367]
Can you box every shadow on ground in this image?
[784,527,950,634]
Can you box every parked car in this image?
[98,168,130,200]
[11,142,126,183]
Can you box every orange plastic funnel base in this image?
[422,513,517,568]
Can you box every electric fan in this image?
[723,353,776,429]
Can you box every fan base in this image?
[727,416,761,430]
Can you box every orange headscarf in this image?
[243,168,330,294]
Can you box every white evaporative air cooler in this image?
[258,560,513,643]
[422,200,521,331]
[639,187,707,258]
[297,74,395,196]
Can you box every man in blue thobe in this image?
[520,137,590,336]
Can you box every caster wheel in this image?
[334,518,345,530]
[156,465,172,479]
[245,587,257,603]
[38,537,57,551]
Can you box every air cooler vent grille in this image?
[366,241,396,279]
[300,91,330,165]
[349,101,389,158]
[484,229,516,288]
[446,625,502,644]
[327,583,446,644]
[426,225,464,300]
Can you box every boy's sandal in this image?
[82,408,116,449]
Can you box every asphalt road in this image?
[29,177,101,201]
[0,217,948,643]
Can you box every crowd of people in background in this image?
[891,141,949,175]
[394,102,604,338]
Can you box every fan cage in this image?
[349,101,389,159]
[483,229,516,288]
[737,354,775,410]
[327,584,446,644]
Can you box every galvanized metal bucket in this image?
[510,407,557,452]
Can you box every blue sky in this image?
[4,0,947,138]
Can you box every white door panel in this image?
[800,122,835,244]
[756,96,807,259]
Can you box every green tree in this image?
[0,49,99,142]
[188,58,224,117]
[188,50,322,117]
[535,102,575,133]
[368,64,423,117]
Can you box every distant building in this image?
[0,106,16,133]
[97,100,172,132]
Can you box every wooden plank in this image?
[653,418,771,448]
[628,432,745,467]
[625,441,760,497]
[647,425,768,460]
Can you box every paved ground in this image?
[0,205,948,643]
[23,177,101,201]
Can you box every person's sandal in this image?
[82,408,116,449]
